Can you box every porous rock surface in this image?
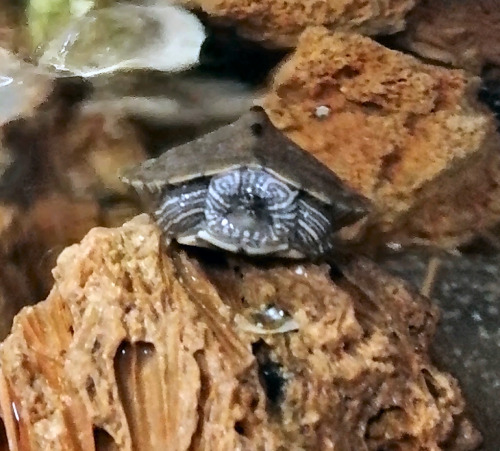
[379,249,500,450]
[179,0,417,47]
[397,0,500,73]
[0,215,481,450]
[262,27,500,248]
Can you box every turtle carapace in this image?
[121,107,370,258]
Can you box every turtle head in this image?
[153,166,335,258]
[199,167,298,254]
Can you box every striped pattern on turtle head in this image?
[153,166,333,257]
[120,107,371,258]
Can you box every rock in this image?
[262,27,500,248]
[0,50,53,207]
[0,95,146,335]
[0,205,37,342]
[0,215,481,449]
[396,0,500,73]
[1,95,146,206]
[379,249,500,450]
[44,112,146,199]
[179,0,417,47]
[0,197,103,340]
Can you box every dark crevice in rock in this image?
[194,15,288,87]
[93,427,118,451]
[251,340,286,408]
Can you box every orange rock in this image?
[0,215,481,449]
[179,0,417,47]
[262,27,500,247]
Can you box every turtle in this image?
[121,107,370,258]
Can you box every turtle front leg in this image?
[154,180,209,244]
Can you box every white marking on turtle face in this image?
[293,198,332,255]
[297,218,319,241]
[160,207,205,231]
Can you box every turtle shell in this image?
[123,107,368,211]
[121,107,371,256]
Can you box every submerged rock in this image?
[397,0,500,73]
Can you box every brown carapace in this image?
[121,107,370,258]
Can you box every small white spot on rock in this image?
[472,311,482,322]
[487,305,499,317]
[314,105,331,119]
[386,242,402,251]
[479,326,490,340]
